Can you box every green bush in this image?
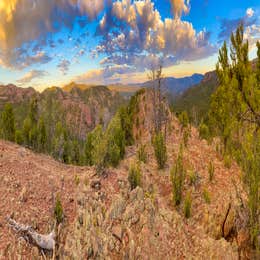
[137,144,147,163]
[203,189,211,204]
[128,163,142,190]
[178,111,189,130]
[54,195,63,224]
[183,128,190,147]
[1,103,15,141]
[199,122,210,140]
[184,192,192,218]
[188,170,199,186]
[208,161,214,182]
[152,132,167,169]
[15,130,23,145]
[171,146,185,206]
[224,154,231,169]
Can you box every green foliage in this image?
[37,117,47,152]
[241,135,260,248]
[203,189,211,204]
[15,130,23,145]
[1,103,15,141]
[84,132,94,165]
[208,161,214,182]
[22,117,32,146]
[128,162,142,190]
[54,195,63,224]
[71,140,80,164]
[224,154,232,169]
[106,114,126,167]
[152,131,167,169]
[137,144,147,163]
[208,27,260,248]
[188,170,199,186]
[178,111,189,129]
[184,192,192,218]
[183,128,190,147]
[171,146,185,206]
[199,122,210,140]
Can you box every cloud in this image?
[218,8,258,41]
[0,0,105,69]
[0,50,52,69]
[171,0,190,19]
[246,8,254,18]
[57,59,71,75]
[74,64,136,85]
[16,69,47,84]
[96,0,216,72]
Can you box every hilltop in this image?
[0,89,252,259]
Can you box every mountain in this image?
[0,84,125,139]
[173,71,218,124]
[0,89,251,258]
[133,73,204,96]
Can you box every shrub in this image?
[152,132,167,169]
[224,154,231,169]
[74,175,80,186]
[178,111,189,130]
[208,161,214,182]
[1,103,15,141]
[15,130,24,145]
[128,163,142,190]
[183,128,190,147]
[137,144,147,163]
[171,146,185,206]
[188,170,199,186]
[199,122,210,140]
[203,189,211,204]
[184,192,192,218]
[54,195,63,224]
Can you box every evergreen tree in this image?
[37,117,47,152]
[1,103,15,141]
[152,131,167,169]
[71,140,80,165]
[85,132,94,165]
[22,117,32,146]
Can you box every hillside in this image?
[173,71,218,123]
[0,84,125,139]
[0,89,253,259]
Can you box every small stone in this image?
[91,180,101,191]
[112,225,123,242]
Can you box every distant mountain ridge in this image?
[0,84,125,139]
[133,73,204,96]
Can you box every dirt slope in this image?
[0,117,251,259]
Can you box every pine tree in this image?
[37,117,47,152]
[1,103,15,141]
[85,132,94,165]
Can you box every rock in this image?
[19,186,27,202]
[108,196,126,220]
[112,225,123,242]
[223,205,235,238]
[129,187,144,203]
[91,180,101,191]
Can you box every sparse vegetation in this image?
[171,146,185,206]
[54,195,63,224]
[183,128,190,147]
[208,161,214,182]
[184,192,192,218]
[137,144,147,163]
[152,131,167,169]
[128,162,142,190]
[199,122,210,141]
[203,189,211,204]
[0,103,15,141]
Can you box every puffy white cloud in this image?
[16,69,47,84]
[246,8,254,18]
[171,0,190,19]
[0,0,105,69]
[96,0,216,71]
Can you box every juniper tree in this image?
[1,103,15,141]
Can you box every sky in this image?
[0,0,259,91]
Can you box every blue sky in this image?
[0,0,259,91]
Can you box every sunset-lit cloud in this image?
[0,1,259,88]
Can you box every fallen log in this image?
[7,217,55,251]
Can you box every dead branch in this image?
[7,217,55,251]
